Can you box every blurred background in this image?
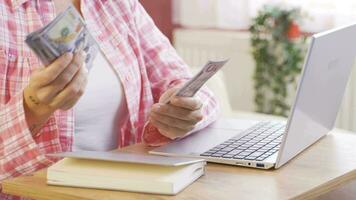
[140,0,356,132]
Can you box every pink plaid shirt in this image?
[0,0,219,199]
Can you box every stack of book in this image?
[47,151,206,195]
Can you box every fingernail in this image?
[198,115,203,120]
[152,104,161,112]
[65,52,73,59]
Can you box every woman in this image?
[0,0,219,199]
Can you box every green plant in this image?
[249,6,306,117]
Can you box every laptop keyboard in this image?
[200,121,286,161]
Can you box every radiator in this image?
[173,28,356,131]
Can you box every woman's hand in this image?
[23,51,88,135]
[149,84,204,140]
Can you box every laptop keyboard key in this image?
[240,145,252,149]
[221,147,235,152]
[233,155,246,159]
[248,147,260,151]
[215,145,227,149]
[222,154,234,158]
[229,150,243,155]
[237,152,252,156]
[245,156,257,160]
[211,153,224,157]
[243,149,255,153]
[249,152,265,157]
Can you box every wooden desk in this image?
[3,129,356,200]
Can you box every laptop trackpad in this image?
[150,119,259,156]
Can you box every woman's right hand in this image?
[23,51,88,135]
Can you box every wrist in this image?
[23,87,53,136]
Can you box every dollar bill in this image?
[25,5,98,70]
[165,60,229,103]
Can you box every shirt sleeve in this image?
[0,91,57,182]
[128,0,220,146]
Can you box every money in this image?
[165,60,229,103]
[25,5,98,70]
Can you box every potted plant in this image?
[249,6,306,116]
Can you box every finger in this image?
[149,117,187,139]
[159,86,178,103]
[151,103,203,123]
[36,53,73,87]
[28,68,44,88]
[51,51,84,90]
[49,66,87,109]
[59,94,81,110]
[170,96,203,111]
[150,112,196,131]
[37,52,84,103]
[60,68,88,110]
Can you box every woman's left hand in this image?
[149,84,204,140]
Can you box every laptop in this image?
[150,23,356,169]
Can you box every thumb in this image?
[159,82,188,103]
[159,85,179,103]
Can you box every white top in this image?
[73,51,127,151]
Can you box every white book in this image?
[47,157,206,195]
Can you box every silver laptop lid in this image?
[276,24,356,168]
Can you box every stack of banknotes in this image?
[25,5,98,70]
[164,59,229,103]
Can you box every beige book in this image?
[47,158,206,195]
